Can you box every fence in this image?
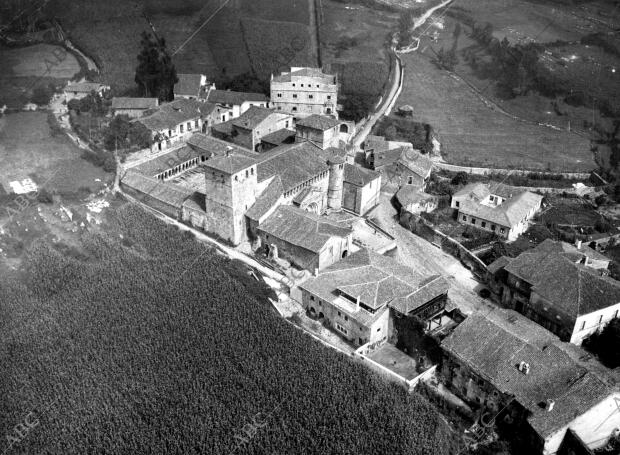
[400,210,489,280]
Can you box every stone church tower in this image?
[327,156,344,211]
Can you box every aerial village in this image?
[59,67,620,455]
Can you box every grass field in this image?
[397,50,595,172]
[0,43,81,107]
[0,112,109,196]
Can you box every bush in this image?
[450,171,469,186]
[31,84,54,105]
[584,318,620,368]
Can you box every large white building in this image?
[270,67,338,119]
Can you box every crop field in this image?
[0,112,109,196]
[540,196,605,228]
[241,18,313,79]
[55,0,311,94]
[0,43,81,107]
[0,206,458,454]
[397,51,595,172]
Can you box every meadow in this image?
[397,50,595,172]
[0,205,459,454]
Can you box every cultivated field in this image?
[397,52,595,172]
[0,43,81,107]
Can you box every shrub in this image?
[450,171,469,186]
[31,84,54,105]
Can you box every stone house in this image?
[342,165,381,215]
[395,186,439,214]
[295,114,343,149]
[64,82,110,102]
[299,248,449,346]
[211,106,294,152]
[205,89,269,121]
[136,99,215,153]
[488,239,620,345]
[451,183,543,241]
[270,67,338,118]
[111,97,159,118]
[441,310,620,455]
[256,205,353,271]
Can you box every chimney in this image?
[226,146,233,157]
[546,399,555,412]
[519,361,530,374]
[314,268,319,277]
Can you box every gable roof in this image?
[441,311,614,439]
[272,67,337,84]
[204,153,257,175]
[504,249,620,319]
[206,89,268,106]
[371,147,406,169]
[343,164,380,187]
[231,106,288,131]
[174,73,204,97]
[535,238,610,263]
[296,114,340,131]
[112,97,158,110]
[256,142,329,193]
[136,99,211,131]
[186,133,257,158]
[258,205,352,254]
[395,186,437,208]
[261,129,296,146]
[132,145,206,176]
[397,150,433,179]
[300,248,444,312]
[121,171,193,208]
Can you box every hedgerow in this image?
[0,204,459,454]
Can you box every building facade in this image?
[271,67,338,118]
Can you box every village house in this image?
[174,73,214,100]
[135,99,217,152]
[395,186,439,214]
[111,97,159,118]
[271,67,339,118]
[299,248,449,346]
[488,239,620,345]
[257,205,353,271]
[451,183,543,241]
[211,106,294,152]
[295,114,344,149]
[342,165,381,215]
[205,89,270,121]
[441,310,620,455]
[64,82,110,102]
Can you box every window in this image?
[336,323,347,335]
[359,338,363,345]
[285,121,289,128]
[455,201,460,208]
[246,170,249,178]
[462,215,467,221]
[251,168,254,175]
[187,122,192,131]
[481,222,486,228]
[277,93,282,98]
[179,124,184,133]
[615,310,619,319]
[293,94,298,99]
[234,175,238,181]
[500,228,505,234]
[308,94,314,99]
[301,83,304,87]
[345,316,348,321]
[292,83,296,87]
[292,107,297,112]
[316,84,319,88]
[599,315,604,324]
[407,176,413,184]
[376,327,381,332]
[490,196,494,202]
[471,218,476,225]
[327,95,331,100]
[195,120,199,128]
[491,225,496,231]
[310,295,315,301]
[338,311,341,317]
[318,301,322,306]
[581,320,586,330]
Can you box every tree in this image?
[384,125,398,141]
[450,171,469,186]
[103,115,153,151]
[584,318,620,368]
[31,84,54,105]
[135,32,178,101]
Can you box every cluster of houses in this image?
[85,65,620,455]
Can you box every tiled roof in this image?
[182,192,206,212]
[231,106,288,130]
[256,142,329,193]
[372,147,407,169]
[133,145,206,176]
[535,238,610,263]
[187,133,256,158]
[206,89,268,106]
[121,170,193,207]
[390,275,450,314]
[261,128,296,146]
[455,183,543,227]
[204,153,256,175]
[296,114,340,131]
[272,67,337,84]
[65,82,107,93]
[245,176,283,221]
[137,99,211,131]
[395,186,437,208]
[112,97,158,110]
[175,73,203,97]
[397,150,433,179]
[300,248,442,312]
[487,255,513,274]
[343,164,380,187]
[504,248,620,319]
[258,205,352,254]
[441,311,614,438]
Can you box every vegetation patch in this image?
[0,205,459,454]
